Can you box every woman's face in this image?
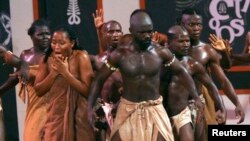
[51,31,74,57]
[32,25,51,50]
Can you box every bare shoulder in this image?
[74,50,91,61]
[113,41,133,56]
[119,34,133,46]
[20,47,34,58]
[106,45,131,68]
[154,45,173,59]
[185,56,206,74]
[21,47,34,54]
[205,44,222,64]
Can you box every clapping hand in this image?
[209,34,232,55]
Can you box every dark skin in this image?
[181,13,245,124]
[0,46,23,68]
[20,25,51,83]
[0,45,23,141]
[0,25,50,141]
[0,25,51,95]
[34,31,93,98]
[92,9,106,53]
[88,11,202,141]
[91,9,121,69]
[34,27,94,141]
[164,25,225,141]
[0,46,22,96]
[91,11,123,112]
[98,21,123,103]
[91,10,123,141]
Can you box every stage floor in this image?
[222,94,250,124]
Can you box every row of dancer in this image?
[0,7,246,141]
[91,8,246,141]
[88,8,245,141]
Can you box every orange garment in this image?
[202,86,218,125]
[110,96,174,141]
[19,65,47,141]
[42,51,94,141]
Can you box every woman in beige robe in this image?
[34,25,94,141]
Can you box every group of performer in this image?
[0,7,249,141]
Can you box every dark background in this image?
[144,0,250,90]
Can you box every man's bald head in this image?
[167,25,188,43]
[103,20,122,33]
[129,9,153,34]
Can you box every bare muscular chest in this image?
[119,52,162,77]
